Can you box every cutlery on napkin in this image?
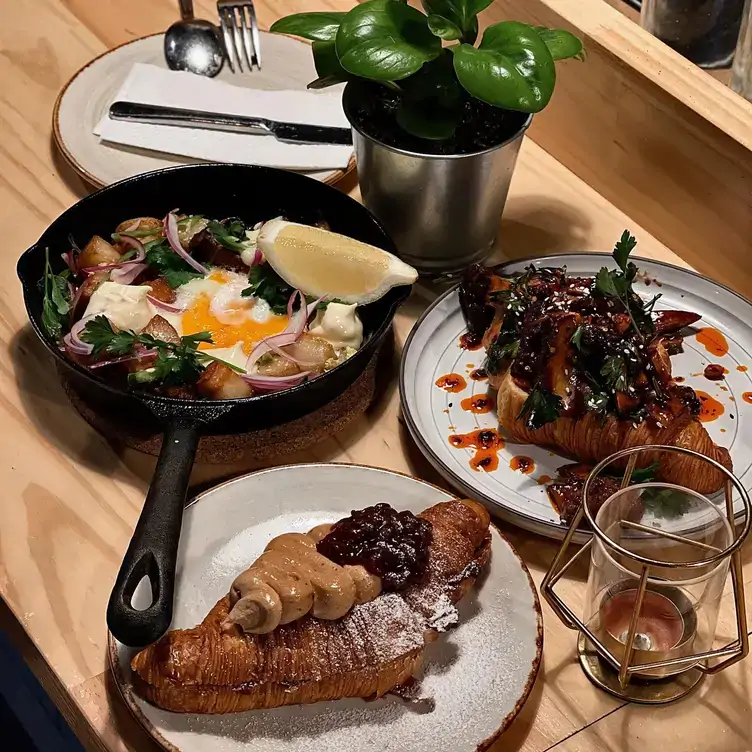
[94,63,353,171]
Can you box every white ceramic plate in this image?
[400,254,752,541]
[54,33,354,188]
[109,463,542,752]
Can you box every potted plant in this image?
[271,1,583,274]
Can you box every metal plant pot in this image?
[344,82,532,276]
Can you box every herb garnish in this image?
[144,238,202,289]
[207,218,249,252]
[629,462,659,483]
[639,486,690,519]
[518,385,563,430]
[570,325,584,351]
[80,316,213,386]
[584,391,609,416]
[241,263,294,314]
[41,248,71,339]
[600,355,628,392]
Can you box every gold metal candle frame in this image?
[542,445,751,703]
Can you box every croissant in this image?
[130,498,491,714]
[496,371,731,494]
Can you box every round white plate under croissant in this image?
[54,32,354,188]
[109,463,542,752]
[400,254,752,541]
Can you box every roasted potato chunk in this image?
[79,235,121,268]
[256,353,301,377]
[73,270,109,317]
[142,278,176,304]
[140,315,180,344]
[197,362,253,399]
[115,217,162,236]
[284,335,335,375]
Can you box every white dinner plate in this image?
[109,463,542,752]
[54,33,355,188]
[400,254,752,541]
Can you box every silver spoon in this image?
[164,0,224,77]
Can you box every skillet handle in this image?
[107,421,200,648]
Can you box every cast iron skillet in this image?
[17,164,409,648]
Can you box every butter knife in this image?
[109,101,353,146]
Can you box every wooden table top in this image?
[1,1,751,751]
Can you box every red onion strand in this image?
[147,295,184,313]
[164,212,209,274]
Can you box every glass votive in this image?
[584,483,732,679]
[641,0,747,67]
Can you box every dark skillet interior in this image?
[17,163,408,434]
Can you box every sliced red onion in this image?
[147,294,184,313]
[111,263,148,285]
[88,352,154,369]
[118,234,146,262]
[61,251,77,275]
[240,371,311,392]
[164,212,209,274]
[251,249,263,266]
[263,338,318,367]
[65,316,95,355]
[70,284,86,315]
[122,219,142,233]
[246,290,308,371]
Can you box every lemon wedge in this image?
[256,220,418,304]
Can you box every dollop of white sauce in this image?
[310,303,363,350]
[83,282,153,331]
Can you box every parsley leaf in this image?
[79,315,214,387]
[207,218,248,252]
[629,462,660,484]
[601,356,628,392]
[517,385,563,430]
[241,263,293,314]
[485,336,519,375]
[639,487,690,519]
[613,229,638,273]
[570,325,584,350]
[41,247,72,340]
[144,239,202,289]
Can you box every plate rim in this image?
[107,461,543,752]
[52,32,356,189]
[399,252,752,542]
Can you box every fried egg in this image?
[163,270,289,355]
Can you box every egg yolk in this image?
[181,295,288,353]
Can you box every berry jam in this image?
[317,503,433,591]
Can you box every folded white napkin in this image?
[94,63,353,171]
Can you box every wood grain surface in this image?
[0,1,750,751]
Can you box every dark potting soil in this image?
[345,81,530,156]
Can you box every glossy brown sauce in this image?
[435,373,467,392]
[674,376,685,383]
[459,332,483,350]
[742,392,752,404]
[696,327,729,357]
[703,364,728,381]
[448,428,504,473]
[537,474,552,485]
[737,365,748,373]
[460,393,495,414]
[696,390,725,422]
[469,367,488,381]
[510,456,535,474]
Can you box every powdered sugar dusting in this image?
[115,465,541,752]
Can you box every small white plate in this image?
[54,33,355,188]
[400,254,752,541]
[110,463,542,752]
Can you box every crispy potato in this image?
[197,362,253,399]
[79,235,121,268]
[256,354,301,377]
[142,278,176,304]
[115,217,162,235]
[73,270,109,317]
[285,334,335,375]
[140,315,180,344]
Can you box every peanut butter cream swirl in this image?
[224,528,382,634]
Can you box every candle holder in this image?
[542,445,751,704]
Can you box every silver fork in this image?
[217,0,262,72]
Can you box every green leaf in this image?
[534,27,584,61]
[309,40,349,88]
[41,247,72,340]
[145,239,202,289]
[207,219,247,252]
[336,0,441,82]
[453,22,556,112]
[427,14,462,40]
[639,487,690,519]
[601,355,628,392]
[270,12,346,42]
[594,267,619,298]
[629,462,659,484]
[570,325,584,350]
[613,229,638,272]
[517,384,563,429]
[584,391,609,416]
[242,263,294,314]
[421,0,491,36]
